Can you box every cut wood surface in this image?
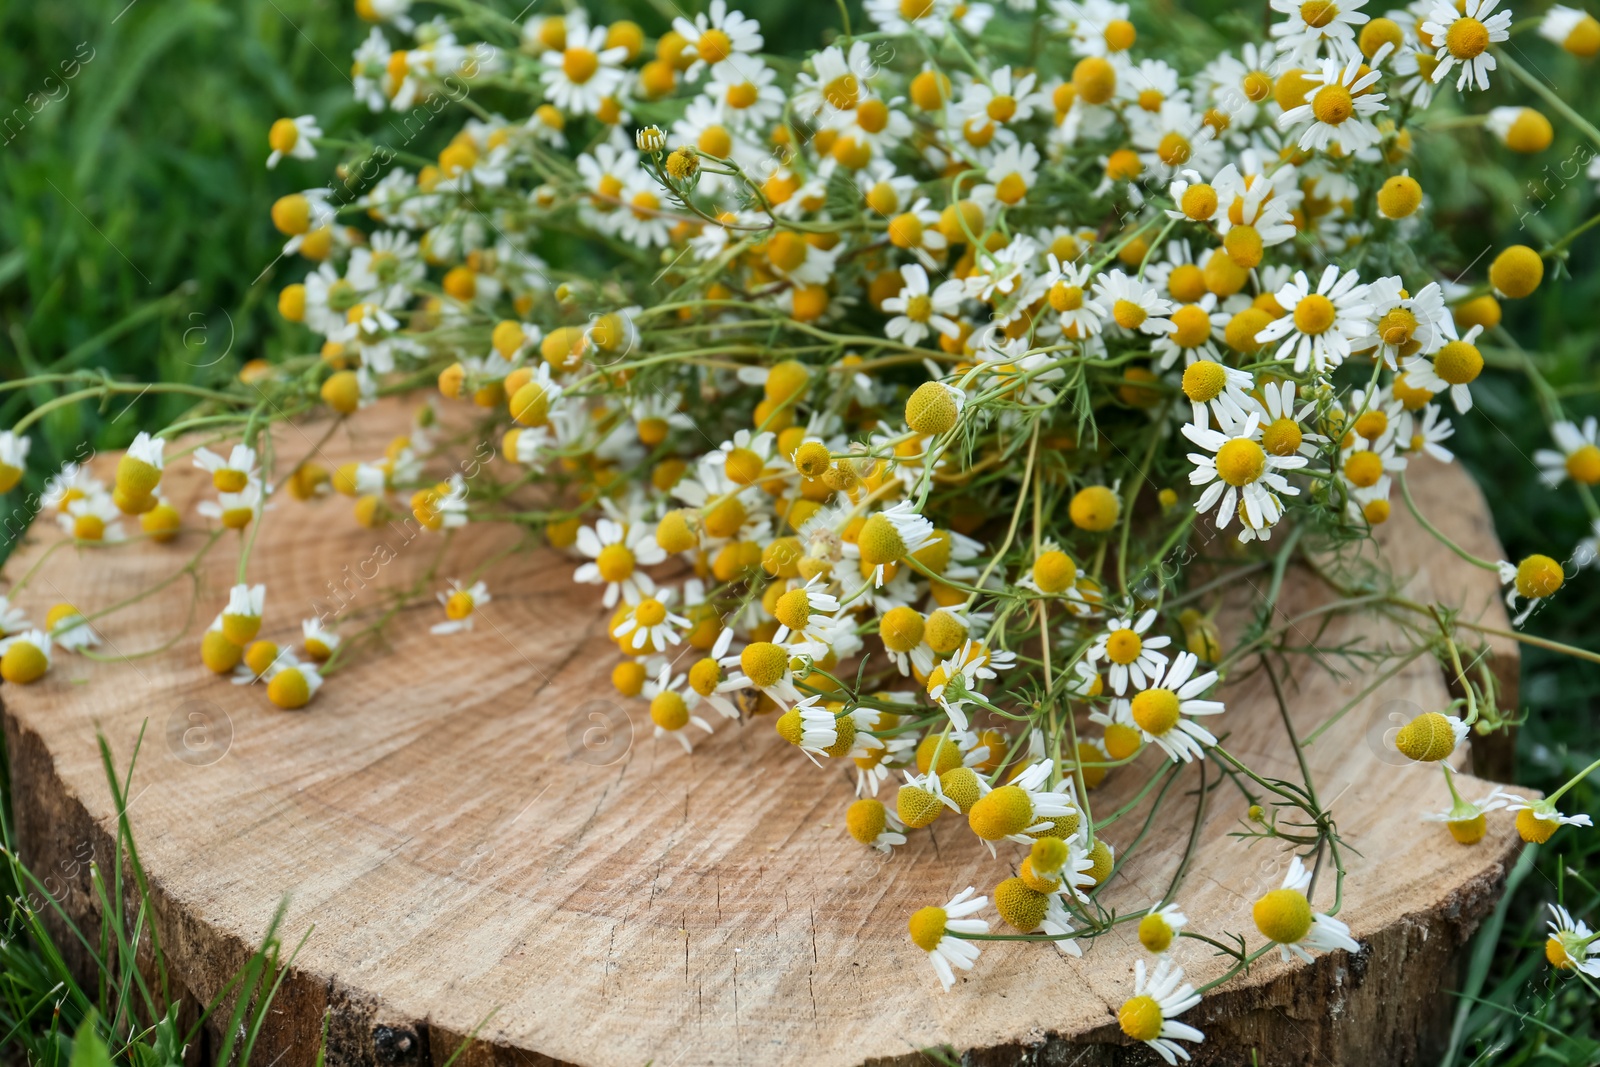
[1,400,1527,1066]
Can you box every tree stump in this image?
[1,400,1526,1066]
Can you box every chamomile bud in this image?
[1488,245,1544,299]
[1031,549,1078,594]
[1377,174,1422,219]
[1069,485,1120,531]
[905,382,963,436]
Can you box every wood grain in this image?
[0,400,1526,1066]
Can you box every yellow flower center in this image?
[908,906,947,951]
[924,610,968,654]
[1157,131,1192,166]
[858,514,908,567]
[1376,308,1418,349]
[879,606,925,652]
[1112,298,1148,330]
[445,590,476,620]
[1301,0,1338,27]
[1119,995,1164,1042]
[1546,936,1574,970]
[1138,914,1175,954]
[1311,83,1354,125]
[741,641,789,688]
[562,47,599,84]
[725,81,758,109]
[1566,444,1600,484]
[1137,88,1164,111]
[1131,687,1181,735]
[968,784,1035,840]
[824,74,860,111]
[650,690,690,731]
[724,446,764,485]
[1104,722,1142,760]
[697,28,733,65]
[635,598,667,627]
[1353,410,1388,441]
[901,0,936,15]
[994,877,1049,931]
[1343,449,1383,488]
[1394,711,1457,761]
[1105,627,1143,665]
[1171,305,1213,348]
[1446,17,1489,59]
[1293,293,1336,335]
[1263,417,1304,457]
[268,118,300,154]
[1216,438,1267,487]
[986,94,1017,123]
[1181,360,1227,403]
[1433,340,1483,385]
[1253,887,1313,944]
[1515,554,1564,599]
[698,124,732,158]
[995,172,1028,205]
[596,543,636,583]
[904,293,934,323]
[1031,550,1077,594]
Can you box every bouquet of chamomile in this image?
[6,0,1600,1051]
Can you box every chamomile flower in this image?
[574,516,666,607]
[265,657,323,709]
[845,796,907,852]
[1116,959,1205,1066]
[724,639,803,708]
[705,58,785,128]
[1088,609,1172,695]
[881,264,965,346]
[1154,296,1230,370]
[197,481,265,530]
[771,574,842,644]
[60,492,123,542]
[1036,255,1107,339]
[1094,270,1176,337]
[1183,409,1307,534]
[1534,417,1600,489]
[432,579,490,634]
[302,617,340,660]
[1138,902,1190,955]
[643,665,715,753]
[0,629,52,685]
[908,887,989,991]
[612,591,691,652]
[671,1,763,80]
[1492,791,1594,843]
[44,603,99,652]
[266,115,321,169]
[926,638,1018,730]
[1278,54,1388,153]
[540,18,628,116]
[1121,652,1224,762]
[972,141,1041,207]
[1422,0,1510,92]
[1270,0,1371,61]
[865,0,950,33]
[1544,904,1600,977]
[854,501,937,588]
[1253,855,1361,963]
[1402,403,1456,462]
[192,445,259,493]
[967,759,1078,848]
[1497,554,1566,626]
[1254,265,1373,375]
[1257,380,1325,459]
[1402,325,1484,413]
[1422,784,1508,844]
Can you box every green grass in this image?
[1,1,1597,1062]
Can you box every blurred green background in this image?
[0,0,1596,1062]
